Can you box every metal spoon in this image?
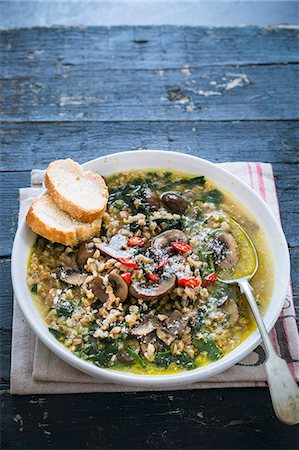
[218,220,299,425]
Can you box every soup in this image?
[27,170,274,374]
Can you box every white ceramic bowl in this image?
[11,151,290,388]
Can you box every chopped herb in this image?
[31,284,38,294]
[208,228,222,237]
[155,351,195,370]
[191,311,205,335]
[126,347,146,368]
[207,253,215,273]
[48,327,65,340]
[162,176,205,191]
[93,340,120,368]
[211,285,230,306]
[175,352,196,370]
[56,304,74,317]
[155,351,173,368]
[155,218,183,230]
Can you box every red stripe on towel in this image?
[254,163,282,354]
[255,162,266,201]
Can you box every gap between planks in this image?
[1,119,299,125]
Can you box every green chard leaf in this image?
[201,189,223,207]
[56,304,74,317]
[194,336,223,361]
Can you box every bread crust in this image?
[45,159,108,223]
[26,196,102,246]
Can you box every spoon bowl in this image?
[217,218,258,284]
[217,219,299,425]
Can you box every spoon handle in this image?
[239,279,299,425]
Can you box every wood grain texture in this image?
[1,121,298,171]
[1,26,298,72]
[0,171,30,256]
[1,64,298,122]
[0,389,297,450]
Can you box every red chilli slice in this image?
[121,272,131,284]
[157,258,169,269]
[202,273,218,288]
[118,257,139,269]
[147,273,160,283]
[171,241,192,253]
[127,236,145,247]
[178,277,200,288]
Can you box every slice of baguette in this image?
[26,194,102,246]
[45,158,108,223]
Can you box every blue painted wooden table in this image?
[1,26,298,449]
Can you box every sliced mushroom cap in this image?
[116,350,135,364]
[76,242,95,268]
[165,310,190,336]
[223,298,239,326]
[144,188,160,210]
[89,276,109,302]
[96,233,131,259]
[130,274,176,301]
[108,270,128,301]
[161,192,188,214]
[151,229,187,250]
[156,327,175,345]
[140,332,164,355]
[59,269,87,286]
[58,252,78,270]
[132,315,160,336]
[215,232,239,270]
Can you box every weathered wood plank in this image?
[1,121,298,172]
[1,388,298,449]
[0,160,298,256]
[1,65,298,122]
[0,171,31,256]
[0,259,13,331]
[1,26,298,74]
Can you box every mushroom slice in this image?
[132,316,160,336]
[215,232,239,270]
[59,269,87,286]
[165,310,191,336]
[116,350,134,364]
[144,188,160,211]
[76,242,95,268]
[108,270,128,301]
[130,274,176,301]
[58,252,78,271]
[151,229,187,250]
[223,298,239,326]
[161,192,188,214]
[89,276,109,302]
[156,327,175,346]
[97,233,131,259]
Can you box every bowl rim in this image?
[11,150,290,387]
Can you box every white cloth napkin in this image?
[10,162,299,394]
